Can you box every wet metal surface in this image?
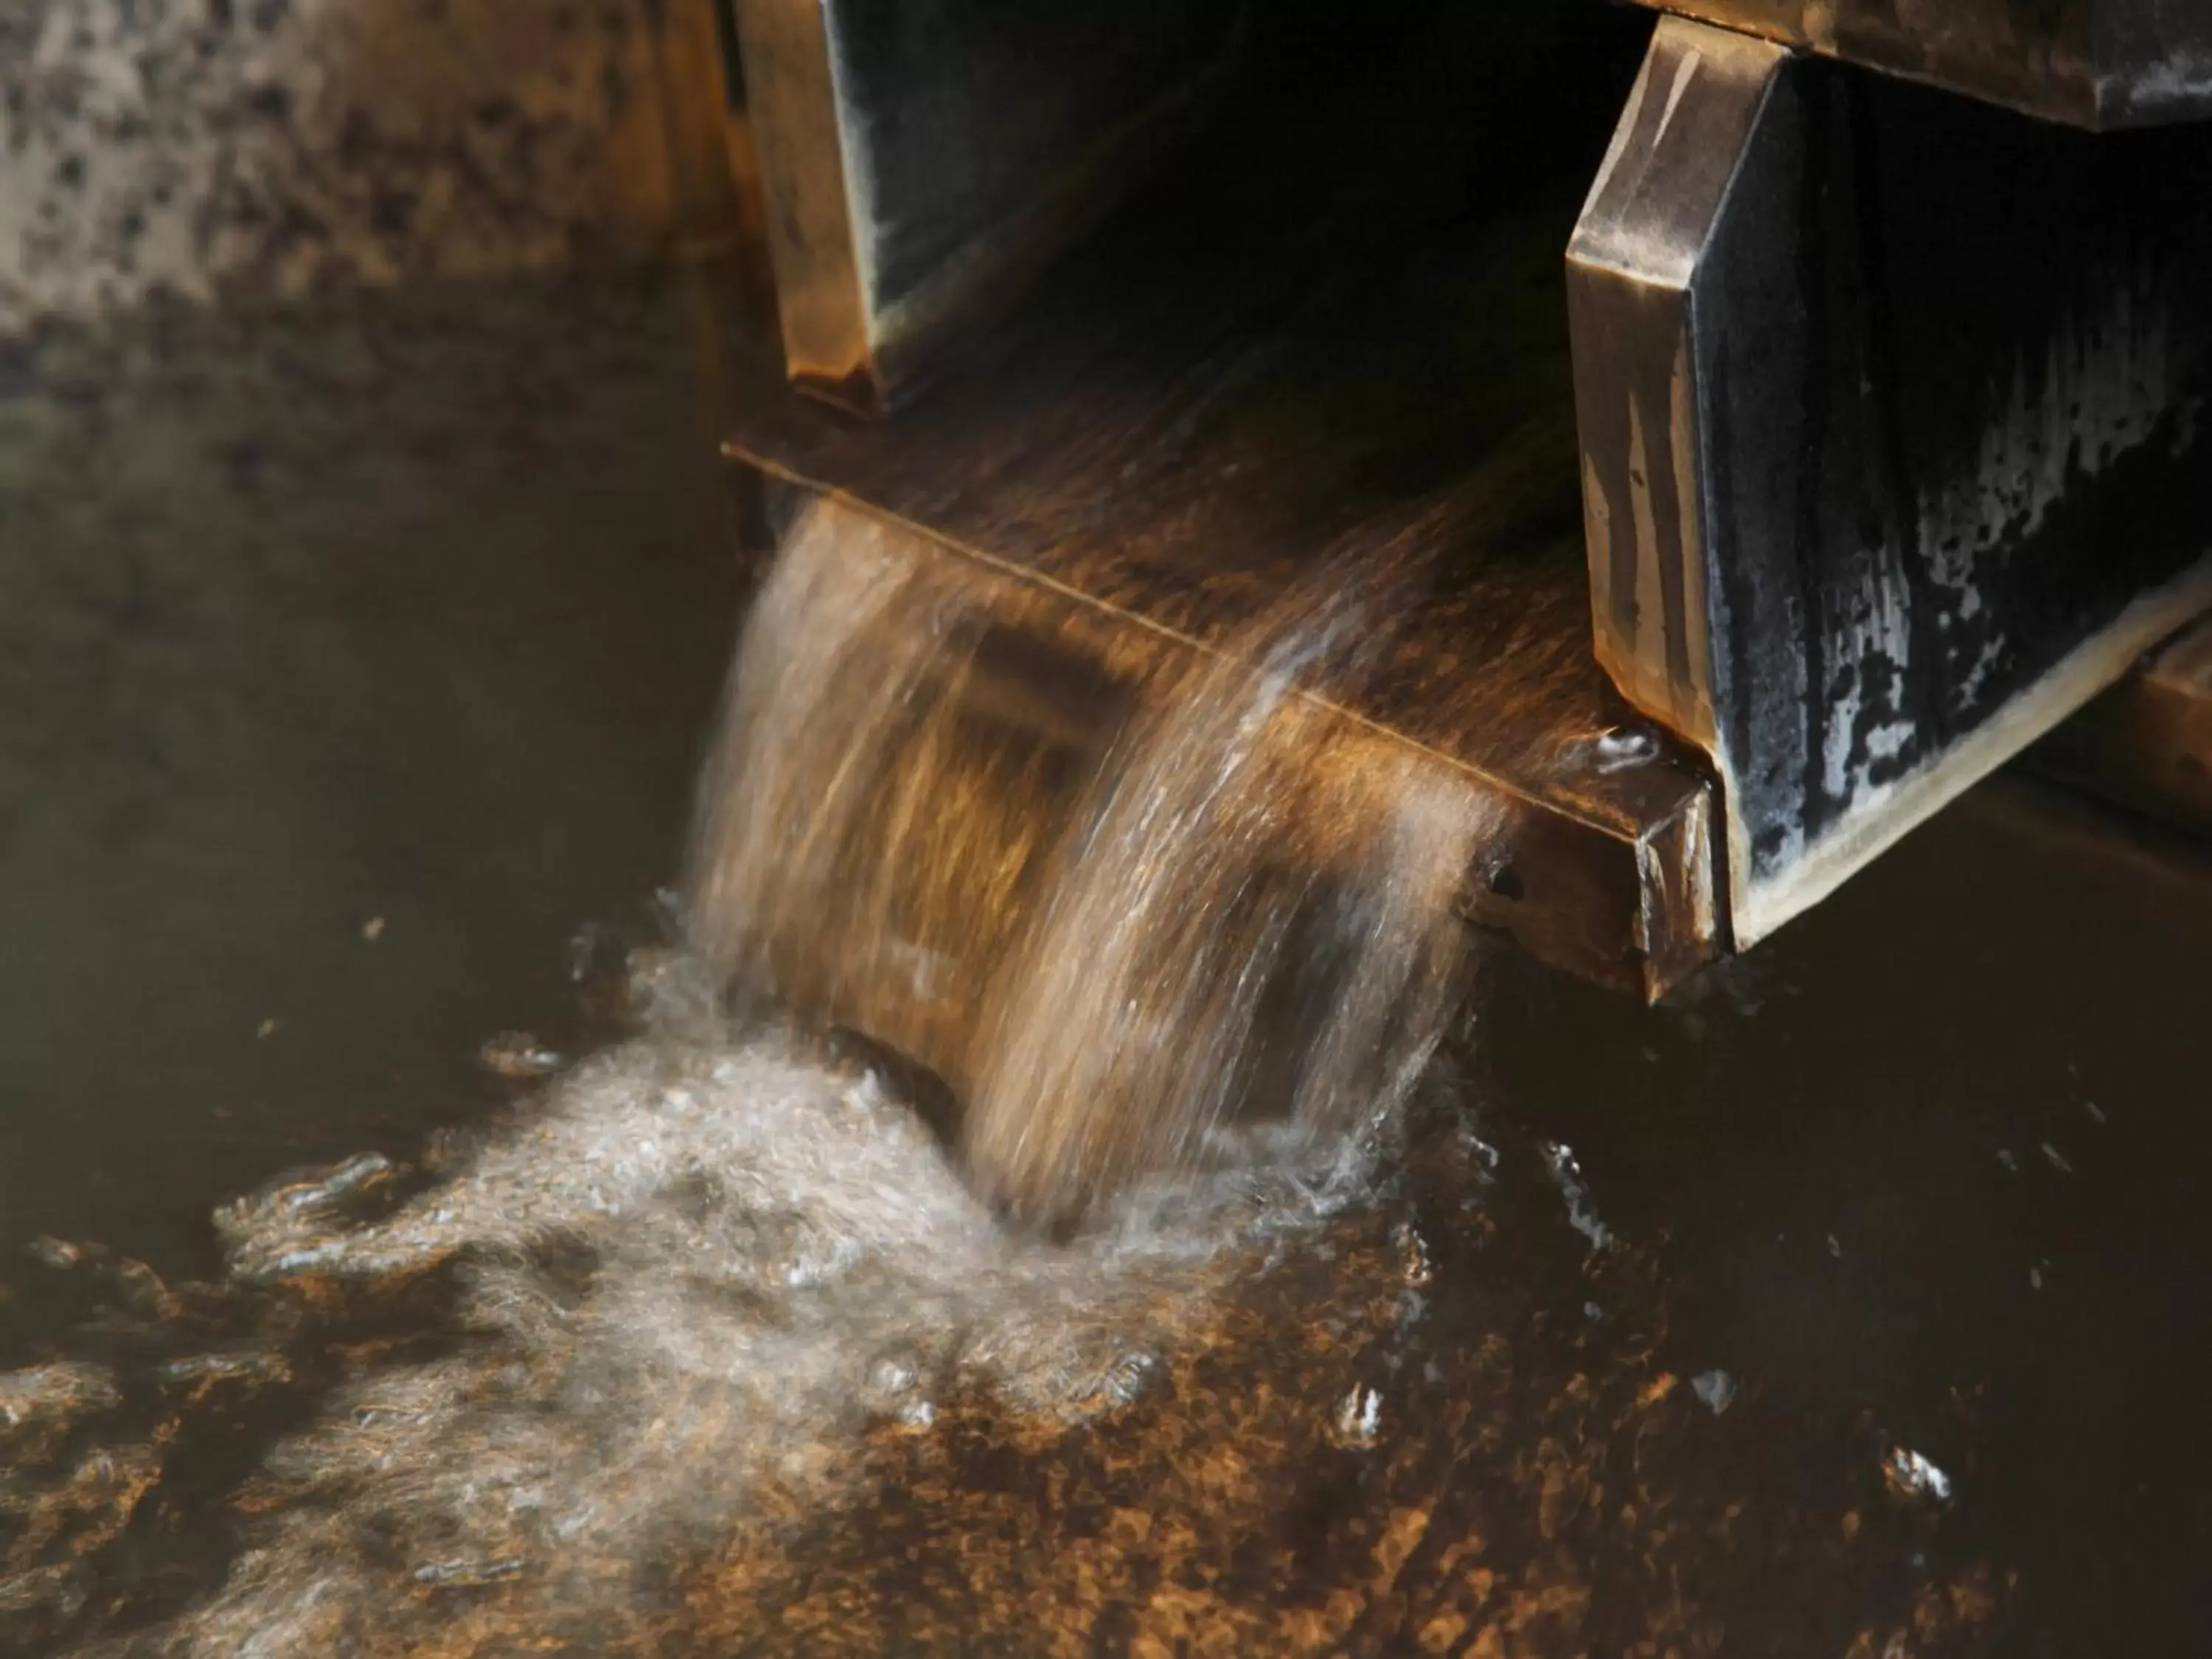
[726,8,1721,999]
[1568,15,2212,949]
[733,0,1248,411]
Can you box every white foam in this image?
[102,987,1384,1656]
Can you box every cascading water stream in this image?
[684,495,1496,1222]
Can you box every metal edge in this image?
[1734,557,2212,942]
[1630,0,2183,130]
[1567,16,1794,953]
[729,0,877,404]
[727,447,1715,1000]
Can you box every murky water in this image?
[1,455,2037,1655]
[0,933,2023,1657]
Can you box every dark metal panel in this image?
[1638,0,2212,128]
[1570,15,2212,944]
[731,0,1248,414]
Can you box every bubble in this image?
[1332,1384,1384,1448]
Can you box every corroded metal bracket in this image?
[730,0,1247,414]
[1568,16,2212,947]
[1635,0,2212,128]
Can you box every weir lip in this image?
[721,77,1722,1001]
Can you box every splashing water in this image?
[11,495,1507,1652]
[13,957,1400,1657]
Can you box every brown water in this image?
[686,496,1495,1223]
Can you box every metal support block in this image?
[1569,17,2212,947]
[730,0,1247,414]
[2034,614,2212,837]
[1635,0,2212,128]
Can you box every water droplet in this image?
[1390,1222,1433,1286]
[1540,1142,1613,1251]
[1332,1384,1383,1447]
[1883,1446,1953,1504]
[1691,1370,1736,1415]
[1588,727,1658,773]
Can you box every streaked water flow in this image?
[686,495,1495,1222]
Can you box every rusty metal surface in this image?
[1638,0,2212,128]
[723,9,1719,1000]
[731,0,1248,414]
[1568,16,2212,948]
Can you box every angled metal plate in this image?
[721,29,1724,1001]
[1571,16,2212,946]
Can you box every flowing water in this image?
[3,492,1521,1654]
